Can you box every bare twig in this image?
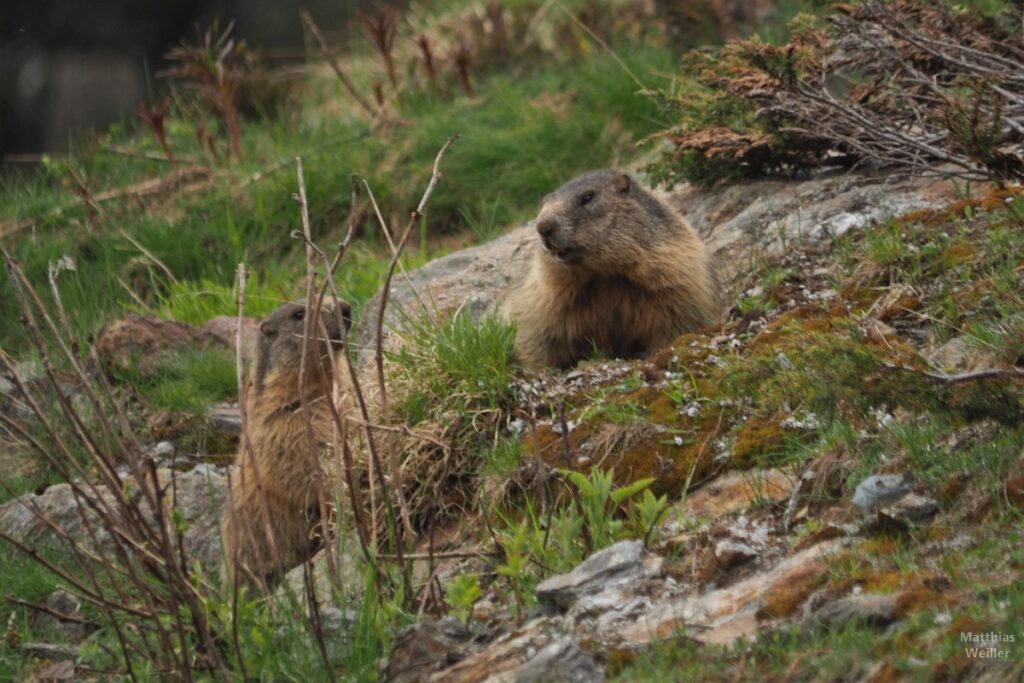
[302,11,381,120]
[372,135,459,546]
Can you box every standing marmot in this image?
[222,299,353,589]
[503,170,721,368]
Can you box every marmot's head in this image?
[534,170,671,274]
[254,300,352,394]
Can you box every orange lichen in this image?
[877,295,922,322]
[940,242,975,269]
[604,647,639,674]
[745,305,837,353]
[616,435,719,497]
[893,584,959,619]
[893,186,1022,228]
[649,332,718,369]
[860,536,900,557]
[1004,475,1024,509]
[756,567,828,620]
[730,416,786,468]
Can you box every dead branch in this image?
[372,135,459,545]
[0,166,211,239]
[302,11,381,120]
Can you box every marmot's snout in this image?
[327,300,353,342]
[535,212,581,264]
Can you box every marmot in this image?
[221,299,353,589]
[503,170,721,368]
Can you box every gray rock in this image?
[33,589,91,643]
[536,540,662,610]
[13,360,44,384]
[354,171,956,361]
[810,593,899,629]
[0,465,228,570]
[925,336,1004,374]
[200,315,260,354]
[513,636,604,683]
[27,659,75,681]
[20,642,79,661]
[880,493,939,524]
[208,403,243,435]
[714,539,759,569]
[354,225,535,361]
[386,617,474,683]
[852,474,912,512]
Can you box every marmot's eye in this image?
[292,309,305,321]
[579,191,595,207]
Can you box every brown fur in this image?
[503,170,721,368]
[221,300,353,589]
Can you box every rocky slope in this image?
[2,169,1022,681]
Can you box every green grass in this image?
[393,311,518,425]
[0,42,673,357]
[0,551,69,681]
[111,347,238,413]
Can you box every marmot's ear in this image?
[613,172,631,194]
[259,320,277,337]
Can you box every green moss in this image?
[730,416,787,469]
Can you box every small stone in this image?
[386,617,473,683]
[34,589,89,643]
[776,352,794,371]
[29,660,75,681]
[512,637,603,683]
[536,540,661,610]
[879,493,938,524]
[208,403,242,434]
[551,419,577,436]
[864,319,896,343]
[20,642,79,661]
[809,593,899,629]
[852,474,912,512]
[925,336,1002,374]
[714,540,758,569]
[154,441,175,458]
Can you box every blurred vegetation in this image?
[0,0,676,356]
[2,2,1022,681]
[646,0,1024,188]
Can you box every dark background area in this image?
[0,0,370,159]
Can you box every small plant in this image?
[164,20,256,161]
[562,467,656,549]
[445,572,482,626]
[494,516,546,621]
[362,5,401,91]
[450,42,475,97]
[626,488,670,547]
[136,97,175,163]
[165,21,243,160]
[415,33,441,94]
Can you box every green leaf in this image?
[611,477,656,505]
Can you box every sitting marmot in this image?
[503,170,721,368]
[221,299,353,589]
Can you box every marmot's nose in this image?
[338,301,353,329]
[537,218,559,239]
